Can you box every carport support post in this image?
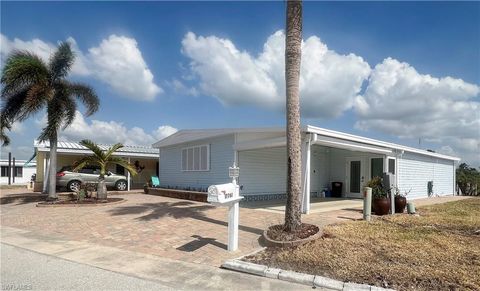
[42,154,49,194]
[127,157,131,191]
[301,134,311,214]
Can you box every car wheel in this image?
[67,180,81,192]
[115,180,127,191]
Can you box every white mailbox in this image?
[207,183,237,204]
[208,164,243,252]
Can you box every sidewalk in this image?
[1,226,312,290]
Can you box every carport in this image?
[33,140,159,192]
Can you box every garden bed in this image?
[146,187,207,202]
[37,197,125,207]
[244,198,480,290]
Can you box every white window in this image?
[387,157,396,175]
[181,145,210,171]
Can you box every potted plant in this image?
[143,181,151,194]
[366,177,390,216]
[394,188,410,213]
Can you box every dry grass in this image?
[245,198,480,290]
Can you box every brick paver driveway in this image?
[0,190,367,266]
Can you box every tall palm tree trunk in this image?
[284,0,303,232]
[47,136,58,200]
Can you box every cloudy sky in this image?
[1,2,479,166]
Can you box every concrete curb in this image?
[222,259,395,291]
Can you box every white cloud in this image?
[0,144,33,160]
[1,34,54,65]
[10,121,25,134]
[355,57,480,165]
[153,125,178,141]
[87,35,162,101]
[181,30,371,117]
[165,79,199,97]
[55,111,177,146]
[0,34,161,101]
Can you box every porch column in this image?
[127,157,131,191]
[42,154,49,194]
[301,134,311,214]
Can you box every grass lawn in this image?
[245,198,480,290]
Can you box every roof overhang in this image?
[153,127,285,148]
[305,125,460,161]
[311,134,392,155]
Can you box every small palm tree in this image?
[1,42,100,200]
[284,0,303,232]
[73,140,138,200]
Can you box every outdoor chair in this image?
[151,176,161,188]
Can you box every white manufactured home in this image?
[0,159,36,185]
[153,126,459,213]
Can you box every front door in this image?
[346,158,365,198]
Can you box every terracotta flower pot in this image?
[373,197,390,215]
[394,196,407,213]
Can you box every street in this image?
[1,243,173,290]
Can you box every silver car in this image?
[56,166,128,192]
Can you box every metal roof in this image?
[34,140,158,158]
[152,125,460,161]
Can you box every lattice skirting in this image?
[241,192,320,203]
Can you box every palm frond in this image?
[1,50,49,97]
[67,82,99,116]
[79,139,105,161]
[104,143,124,160]
[49,42,75,81]
[1,87,30,121]
[72,156,99,172]
[61,95,77,129]
[108,157,138,176]
[21,84,49,119]
[38,98,64,141]
[0,116,12,146]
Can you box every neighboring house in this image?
[0,159,36,185]
[33,140,159,192]
[153,126,459,212]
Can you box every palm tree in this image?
[1,43,100,200]
[73,140,137,200]
[0,116,11,146]
[284,0,303,232]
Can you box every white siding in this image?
[397,152,454,199]
[159,134,234,191]
[310,146,329,193]
[238,147,287,195]
[434,159,455,195]
[327,148,384,195]
[0,166,36,184]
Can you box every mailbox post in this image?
[207,164,243,251]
